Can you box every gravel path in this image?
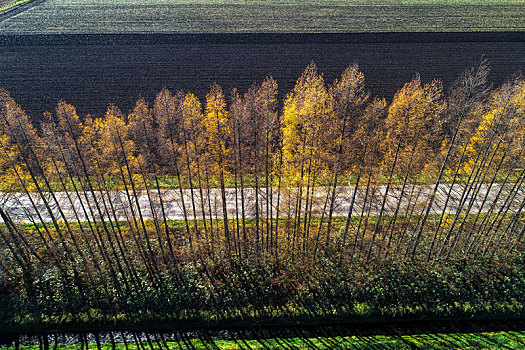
[0,183,522,223]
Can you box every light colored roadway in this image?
[0,183,523,223]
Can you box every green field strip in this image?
[0,0,31,14]
[1,0,524,33]
[3,330,525,349]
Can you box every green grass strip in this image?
[3,330,525,349]
[0,0,32,14]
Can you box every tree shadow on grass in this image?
[3,319,525,349]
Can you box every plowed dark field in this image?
[0,33,524,119]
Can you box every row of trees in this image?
[0,60,524,282]
[1,60,525,331]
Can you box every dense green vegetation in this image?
[1,60,525,335]
[3,329,525,349]
[0,0,524,33]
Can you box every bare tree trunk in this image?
[352,171,372,262]
[426,141,469,261]
[366,140,400,262]
[476,166,525,257]
[339,172,361,266]
[384,171,409,260]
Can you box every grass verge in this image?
[2,328,525,349]
[0,0,32,15]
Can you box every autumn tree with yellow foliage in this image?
[281,62,334,255]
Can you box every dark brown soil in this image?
[0,33,523,120]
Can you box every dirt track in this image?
[1,183,523,223]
